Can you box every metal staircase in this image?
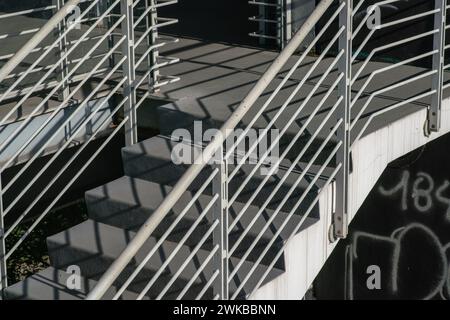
[1,0,450,300]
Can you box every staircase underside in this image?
[6,37,450,300]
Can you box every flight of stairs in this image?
[5,125,333,299]
[5,38,343,298]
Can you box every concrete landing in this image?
[156,37,449,141]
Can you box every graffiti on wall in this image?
[379,170,450,221]
[345,170,450,300]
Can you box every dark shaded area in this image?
[6,200,88,284]
[159,0,260,47]
[314,132,450,300]
[316,0,436,68]
[0,0,54,19]
[2,105,159,285]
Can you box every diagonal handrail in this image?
[0,0,83,84]
[86,0,335,300]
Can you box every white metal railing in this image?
[87,0,341,300]
[86,0,448,300]
[0,0,178,292]
[0,0,447,300]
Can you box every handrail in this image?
[0,0,179,294]
[0,0,83,84]
[86,0,335,300]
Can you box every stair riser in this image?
[122,148,320,216]
[47,221,284,298]
[47,239,213,298]
[158,108,337,166]
[85,192,287,268]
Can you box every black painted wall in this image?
[160,0,260,47]
[314,133,450,300]
[316,0,435,68]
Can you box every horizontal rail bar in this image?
[133,0,178,27]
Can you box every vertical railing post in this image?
[55,0,70,101]
[283,0,293,46]
[121,0,137,146]
[258,3,267,47]
[0,175,7,297]
[212,144,229,300]
[333,0,352,241]
[430,0,446,132]
[279,0,285,48]
[147,0,160,91]
[106,0,116,69]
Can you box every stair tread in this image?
[4,267,142,300]
[155,66,340,142]
[122,135,328,213]
[47,219,284,298]
[86,175,318,238]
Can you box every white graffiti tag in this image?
[347,223,450,300]
[379,170,450,222]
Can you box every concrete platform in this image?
[157,37,448,141]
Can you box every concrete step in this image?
[85,176,318,266]
[47,219,284,299]
[121,135,325,218]
[157,106,338,167]
[3,267,144,300]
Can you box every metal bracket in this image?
[212,146,229,300]
[429,0,446,132]
[424,108,432,137]
[330,187,347,243]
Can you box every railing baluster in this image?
[121,0,138,146]
[55,0,71,101]
[106,0,117,69]
[278,0,284,48]
[283,0,292,45]
[430,0,446,132]
[0,174,6,296]
[148,0,160,91]
[212,144,229,300]
[333,0,352,241]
